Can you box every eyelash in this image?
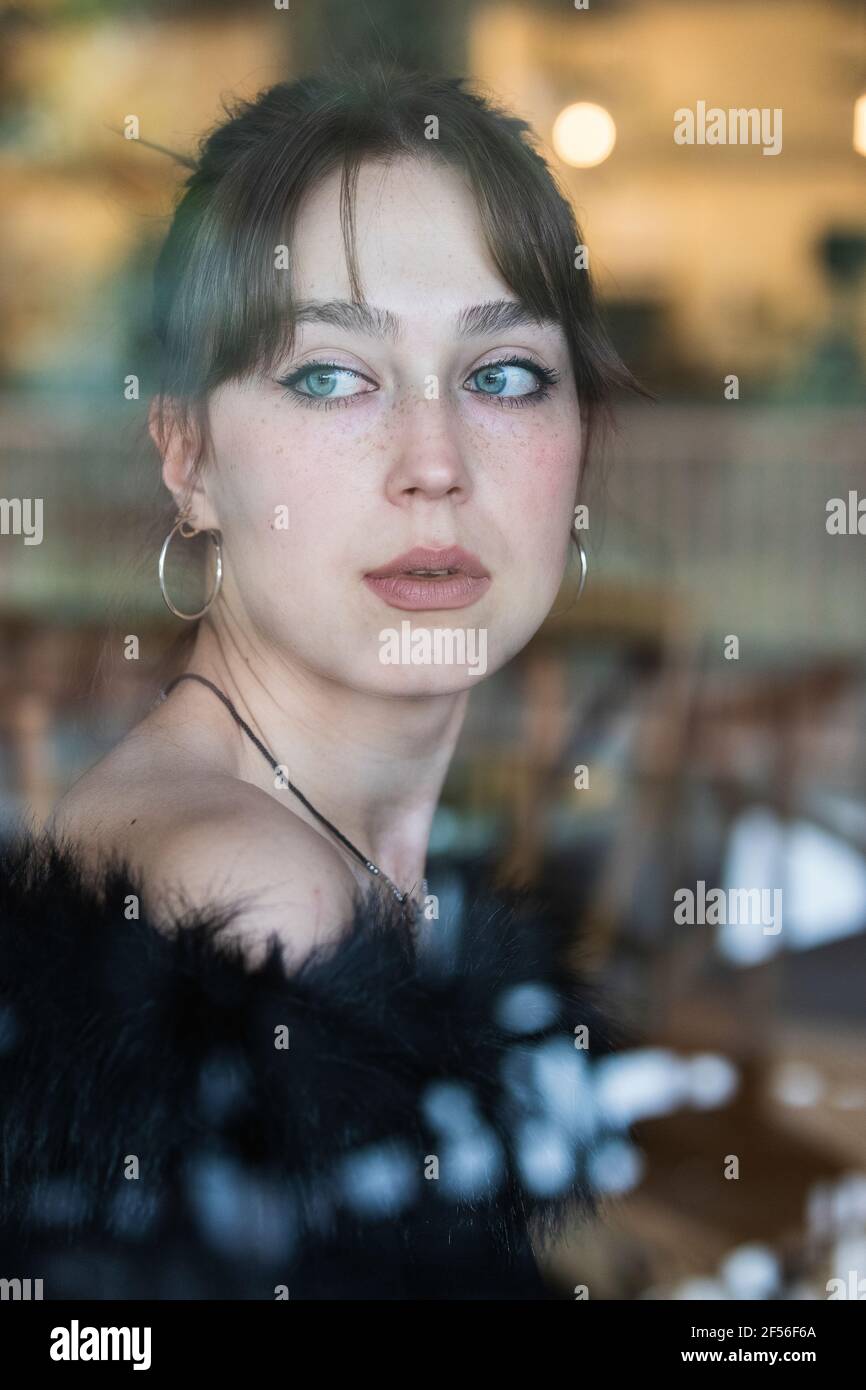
[275,355,560,411]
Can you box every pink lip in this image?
[364,545,491,611]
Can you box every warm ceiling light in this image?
[855,94,866,157]
[552,102,616,168]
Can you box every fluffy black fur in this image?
[0,831,624,1299]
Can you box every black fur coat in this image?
[0,831,623,1300]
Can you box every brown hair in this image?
[149,59,642,481]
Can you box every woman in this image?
[0,63,635,1299]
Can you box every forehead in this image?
[289,156,511,314]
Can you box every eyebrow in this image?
[292,298,558,341]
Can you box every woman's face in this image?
[180,156,582,695]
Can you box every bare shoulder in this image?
[48,739,361,970]
[143,793,361,968]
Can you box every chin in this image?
[366,615,503,688]
[354,662,493,699]
[337,647,513,697]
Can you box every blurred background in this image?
[1,0,865,1300]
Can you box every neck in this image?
[179,619,469,892]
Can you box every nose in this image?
[383,391,472,512]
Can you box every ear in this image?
[148,395,219,531]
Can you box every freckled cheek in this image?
[504,440,578,526]
[215,414,339,530]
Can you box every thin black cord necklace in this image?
[159,672,426,911]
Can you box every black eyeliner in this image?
[275,353,560,407]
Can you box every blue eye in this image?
[470,364,532,396]
[283,363,370,400]
[465,356,559,405]
[276,354,559,410]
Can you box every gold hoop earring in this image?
[158,517,223,620]
[574,535,589,600]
